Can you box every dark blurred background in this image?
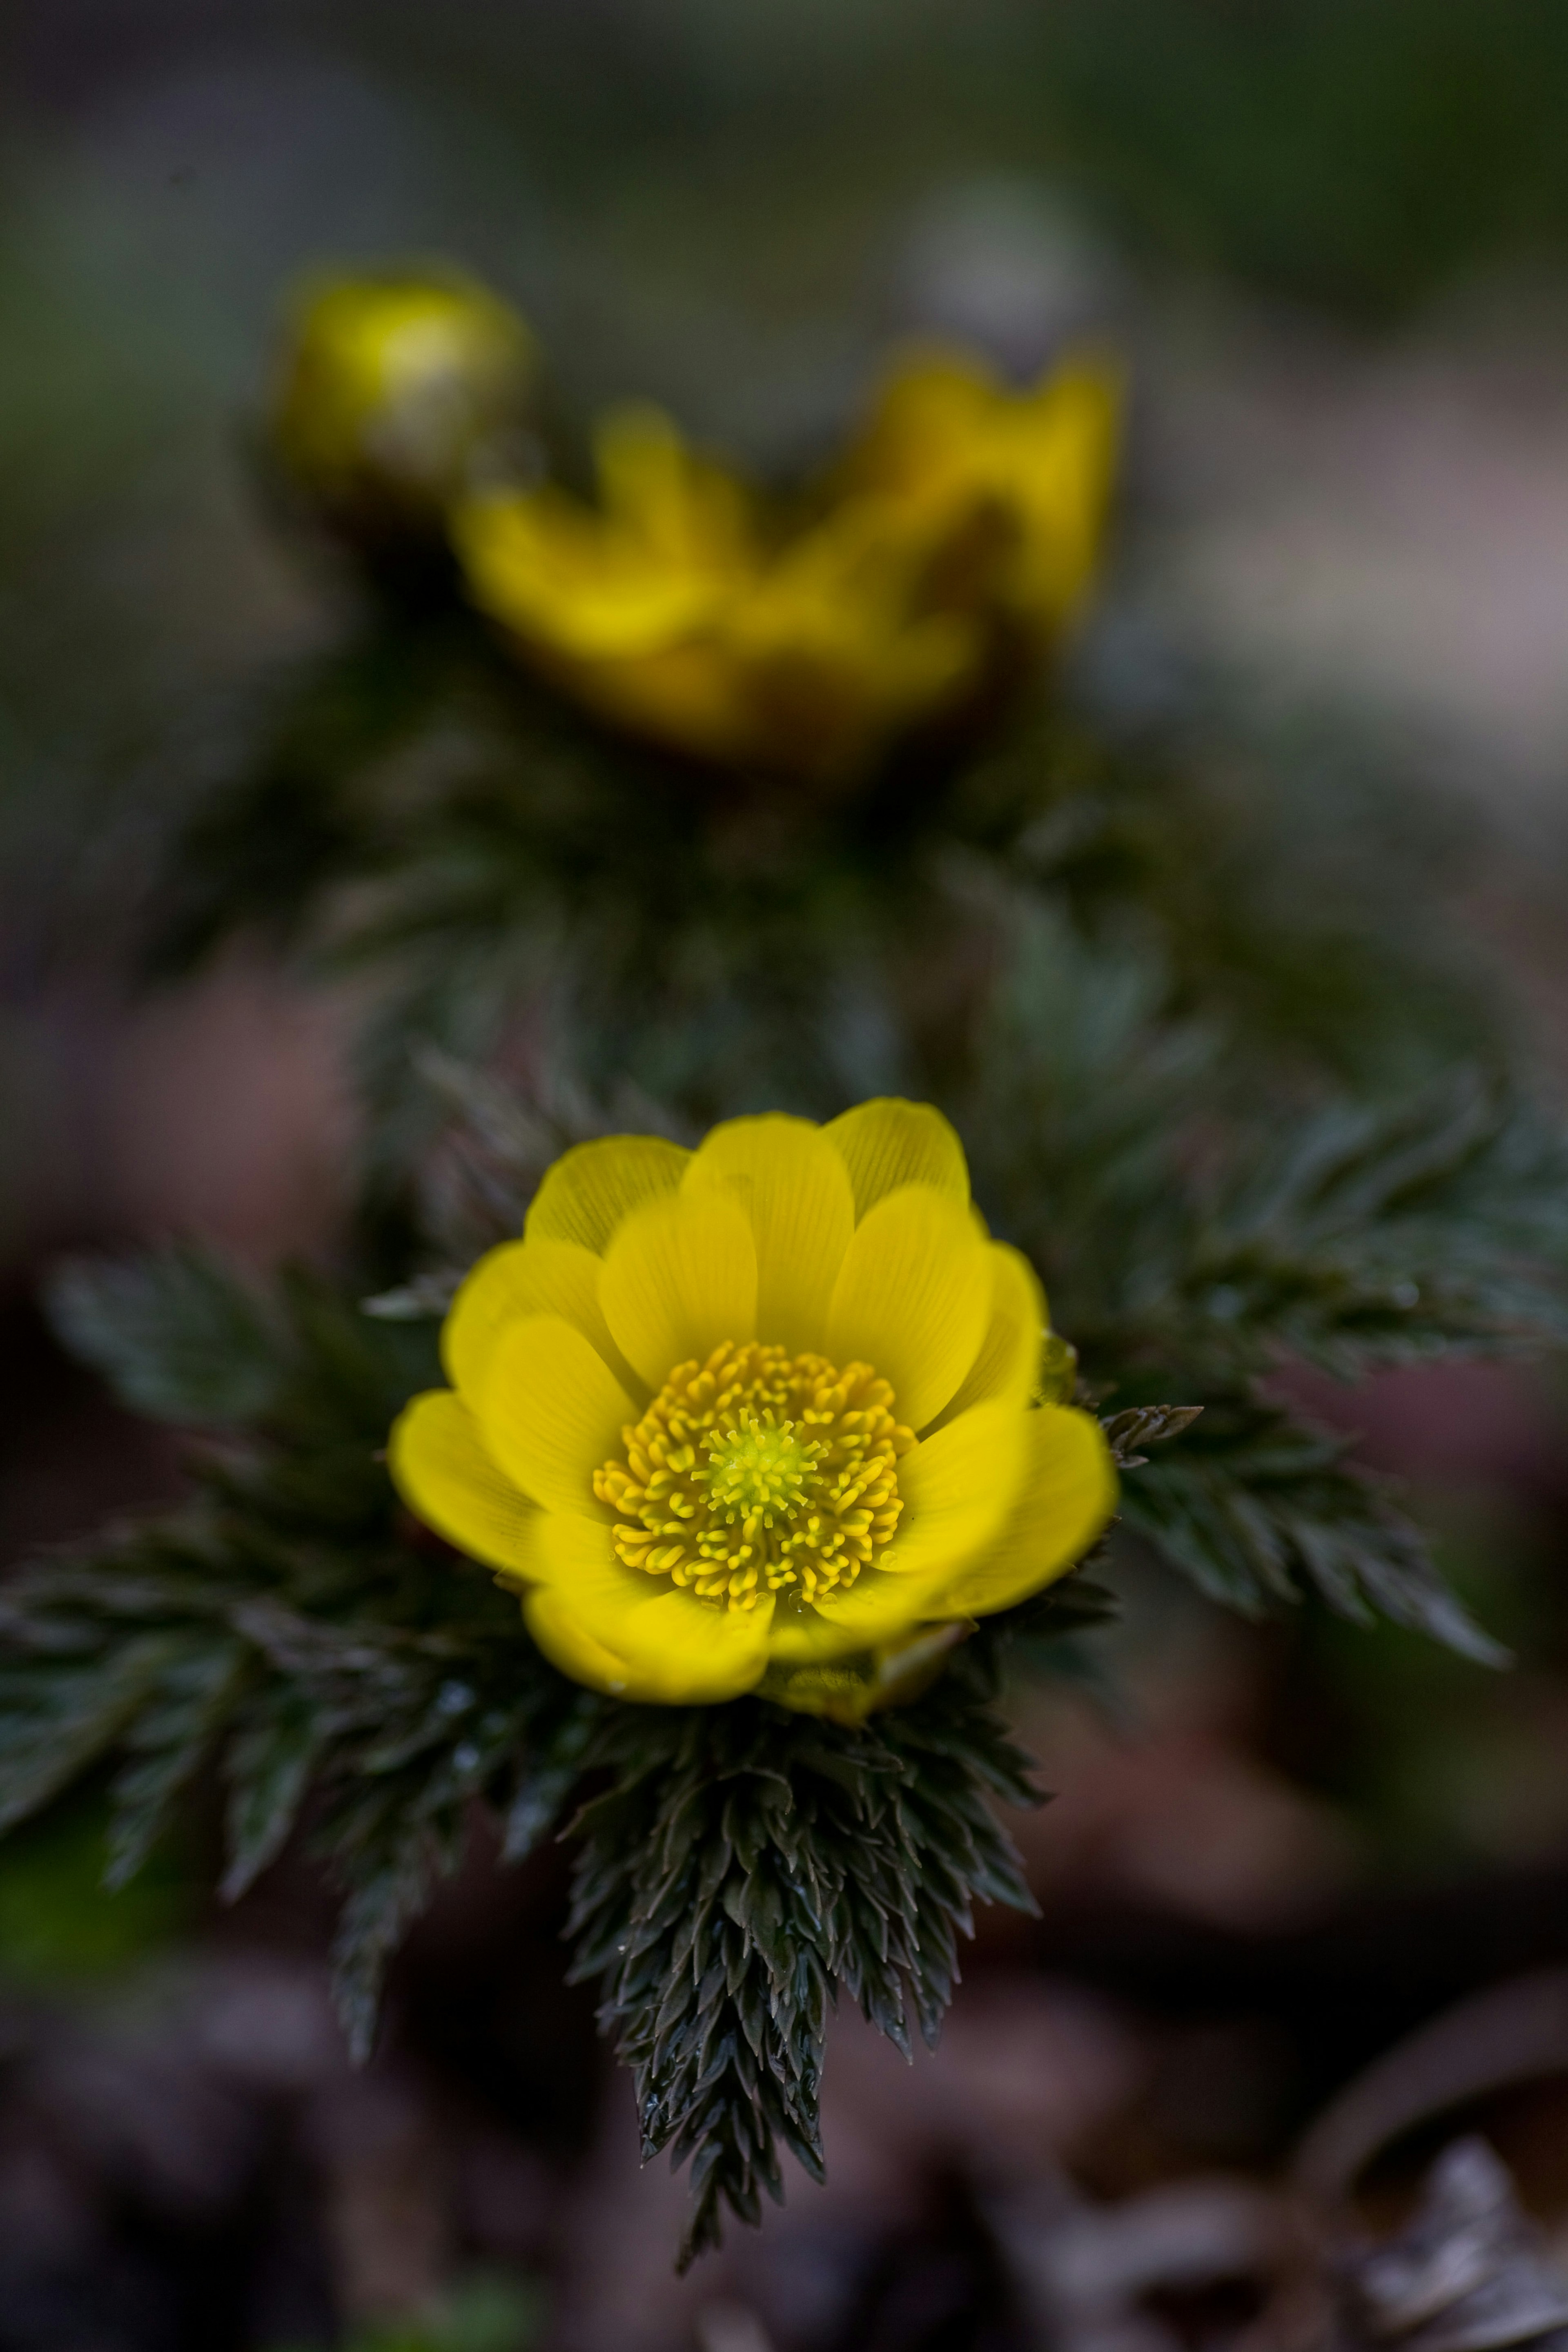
[4,7,1568,2349]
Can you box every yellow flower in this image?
[272,270,535,533]
[456,414,983,784]
[390,1100,1116,1721]
[453,348,1118,784]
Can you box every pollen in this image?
[592,1339,915,1611]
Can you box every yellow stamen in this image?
[592,1340,914,1612]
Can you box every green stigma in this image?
[701,1415,822,1528]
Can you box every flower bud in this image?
[271,269,536,544]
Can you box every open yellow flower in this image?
[273,270,535,533]
[461,462,979,782]
[454,347,1119,784]
[390,1100,1116,1720]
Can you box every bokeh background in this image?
[6,5,1568,2348]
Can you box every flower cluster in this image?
[391,1098,1116,1721]
[273,270,1120,783]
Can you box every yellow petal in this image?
[474,1315,635,1517]
[456,489,727,659]
[924,1243,1045,1434]
[595,404,753,573]
[935,1405,1116,1616]
[601,1589,775,1703]
[681,1114,854,1354]
[524,1133,691,1256]
[388,1390,543,1582]
[883,1399,1027,1579]
[442,1236,639,1404]
[823,1098,969,1222]
[599,1189,757,1392]
[765,1566,953,1662]
[1007,362,1123,631]
[825,1182,991,1432]
[520,1586,638,1697]
[529,1511,774,1702]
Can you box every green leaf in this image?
[329,1805,454,2063]
[46,1245,289,1425]
[0,1259,577,2065]
[1119,1399,1510,1666]
[106,1631,250,1889]
[1182,1078,1568,1377]
[221,1687,331,1901]
[971,906,1568,1653]
[566,1642,1038,2266]
[144,619,472,976]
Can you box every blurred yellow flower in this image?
[454,347,1120,785]
[273,270,535,534]
[390,1100,1116,1720]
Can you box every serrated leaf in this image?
[1119,1402,1510,1665]
[0,1634,188,1836]
[106,1633,251,1888]
[330,1865,425,2063]
[566,1646,1038,2264]
[221,1689,330,1901]
[46,1246,288,1425]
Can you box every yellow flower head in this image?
[453,348,1119,784]
[390,1100,1116,1721]
[272,270,535,532]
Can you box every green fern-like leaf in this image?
[566,1636,1039,2266]
[46,1246,289,1426]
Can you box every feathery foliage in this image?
[6,1261,595,2056]
[136,605,1499,1188]
[567,1645,1043,2266]
[966,903,1568,1653]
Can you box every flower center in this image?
[593,1339,914,1611]
[704,1418,820,1523]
